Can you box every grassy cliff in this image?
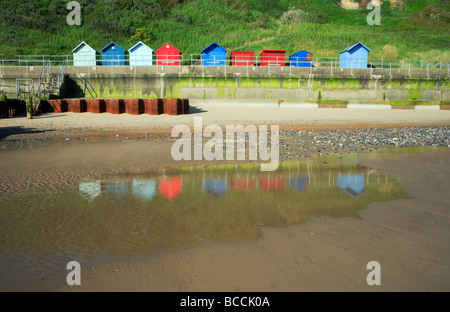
[0,0,448,59]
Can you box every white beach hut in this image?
[72,41,98,67]
[128,41,153,66]
[79,180,101,201]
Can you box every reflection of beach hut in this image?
[337,174,366,198]
[260,176,285,192]
[231,177,255,191]
[201,42,227,66]
[290,50,312,68]
[132,179,157,201]
[339,41,371,69]
[159,176,182,200]
[289,177,309,191]
[203,178,227,198]
[128,41,153,66]
[101,41,126,66]
[72,41,98,67]
[79,180,101,200]
[106,182,129,197]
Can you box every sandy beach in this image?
[0,106,449,292]
[1,106,450,137]
[62,149,450,292]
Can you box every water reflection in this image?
[132,179,157,201]
[203,178,227,199]
[75,167,383,201]
[260,176,285,192]
[289,176,309,191]
[159,176,182,200]
[0,161,409,260]
[79,181,101,201]
[106,182,129,198]
[232,176,255,191]
[337,174,366,199]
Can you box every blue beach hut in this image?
[129,41,153,66]
[289,176,309,191]
[203,178,227,198]
[337,174,366,198]
[106,182,129,198]
[132,179,157,201]
[339,41,371,69]
[290,50,312,68]
[201,42,227,66]
[101,41,126,66]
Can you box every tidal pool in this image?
[0,159,409,284]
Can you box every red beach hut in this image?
[230,51,255,66]
[159,176,182,200]
[156,43,181,66]
[259,50,286,67]
[231,177,255,191]
[260,176,285,192]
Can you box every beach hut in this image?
[288,176,309,191]
[337,174,366,198]
[259,50,286,67]
[159,176,182,200]
[128,41,153,66]
[156,43,181,66]
[290,50,312,68]
[339,41,371,69]
[203,178,227,198]
[106,182,129,198]
[231,176,255,191]
[101,41,126,66]
[72,41,98,67]
[230,51,255,66]
[201,42,227,66]
[260,176,285,192]
[79,180,101,200]
[132,179,157,201]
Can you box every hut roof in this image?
[339,41,371,54]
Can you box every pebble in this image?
[1,126,449,157]
[277,126,450,160]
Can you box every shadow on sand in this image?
[188,106,208,114]
[0,126,54,140]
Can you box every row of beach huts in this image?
[72,41,371,68]
[79,174,366,201]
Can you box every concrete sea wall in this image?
[1,66,449,107]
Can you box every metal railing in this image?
[1,59,69,103]
[1,54,449,79]
[56,60,68,97]
[15,79,34,101]
[1,54,448,69]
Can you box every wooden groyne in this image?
[40,98,190,115]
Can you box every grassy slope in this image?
[0,0,448,59]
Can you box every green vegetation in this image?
[1,0,447,59]
[0,94,9,118]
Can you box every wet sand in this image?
[43,149,446,292]
[1,107,449,292]
[1,107,450,140]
